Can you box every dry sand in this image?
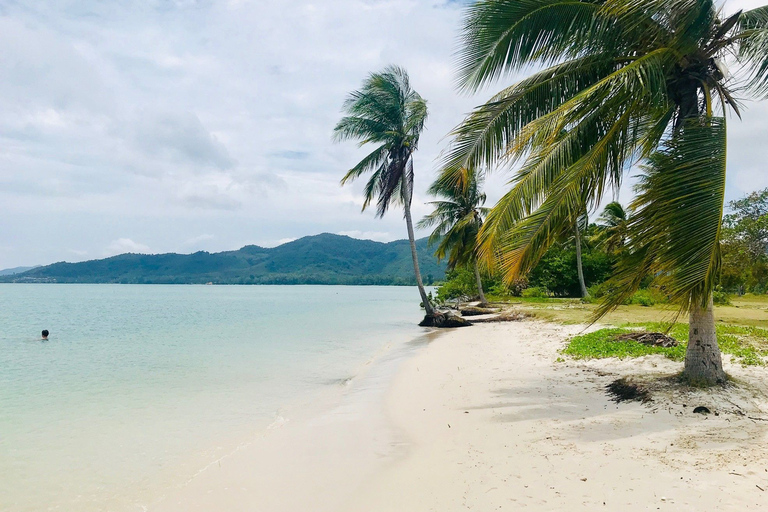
[152,321,768,511]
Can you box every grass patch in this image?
[486,293,768,326]
[564,328,686,361]
[564,323,768,366]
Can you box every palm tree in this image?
[418,168,490,303]
[595,202,630,255]
[441,0,768,385]
[573,210,590,299]
[334,65,435,317]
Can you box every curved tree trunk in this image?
[684,296,726,386]
[574,219,589,298]
[473,262,488,304]
[403,201,434,317]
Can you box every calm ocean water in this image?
[0,284,427,512]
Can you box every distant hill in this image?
[1,234,446,285]
[0,266,37,276]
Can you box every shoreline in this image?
[147,328,442,512]
[150,319,768,511]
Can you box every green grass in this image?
[564,323,768,366]
[484,293,768,327]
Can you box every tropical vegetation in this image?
[334,66,435,316]
[438,0,768,386]
[720,188,768,294]
[565,323,768,368]
[419,168,490,303]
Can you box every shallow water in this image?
[0,284,426,512]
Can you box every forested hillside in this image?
[3,234,445,285]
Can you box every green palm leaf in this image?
[458,0,635,91]
[419,169,487,270]
[597,118,727,316]
[737,6,768,97]
[334,65,427,217]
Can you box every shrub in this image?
[713,288,731,305]
[587,282,609,299]
[522,286,548,298]
[507,277,529,297]
[435,272,476,302]
[629,289,657,307]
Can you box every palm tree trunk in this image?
[473,262,487,304]
[684,296,726,386]
[574,219,589,298]
[403,201,434,316]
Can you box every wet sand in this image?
[152,321,768,511]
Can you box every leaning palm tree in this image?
[334,66,434,317]
[441,0,768,385]
[418,168,490,303]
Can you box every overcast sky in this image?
[1,0,766,269]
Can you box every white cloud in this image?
[105,238,151,256]
[0,0,766,267]
[128,110,235,171]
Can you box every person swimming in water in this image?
[41,330,49,340]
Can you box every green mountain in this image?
[2,234,446,285]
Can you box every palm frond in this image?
[457,0,637,91]
[334,66,427,217]
[443,48,676,184]
[737,6,768,98]
[493,184,581,281]
[597,117,727,316]
[603,0,717,52]
[477,95,670,270]
[420,166,487,269]
[442,55,628,177]
[340,145,388,185]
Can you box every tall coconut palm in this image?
[441,0,768,385]
[334,66,434,317]
[418,168,490,303]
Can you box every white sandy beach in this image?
[151,321,768,511]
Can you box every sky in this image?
[0,0,766,269]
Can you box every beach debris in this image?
[459,306,500,316]
[693,406,711,414]
[606,377,652,403]
[419,311,472,328]
[615,332,678,348]
[470,311,531,323]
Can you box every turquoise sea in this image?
[0,284,427,512]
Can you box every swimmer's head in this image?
[41,330,49,339]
